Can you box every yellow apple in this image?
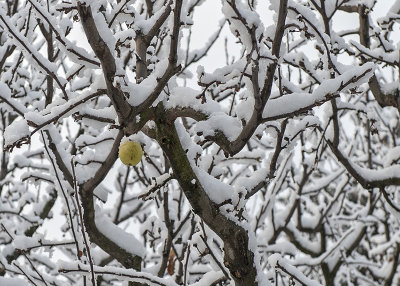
[119,141,143,166]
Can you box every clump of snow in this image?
[194,112,242,141]
[193,166,234,205]
[123,59,169,106]
[190,271,225,286]
[4,119,30,147]
[165,86,221,114]
[235,94,255,123]
[94,185,109,203]
[95,211,145,258]
[383,146,400,167]
[235,167,270,192]
[263,62,374,119]
[268,253,281,267]
[175,121,238,205]
[13,235,40,250]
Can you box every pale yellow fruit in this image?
[119,141,143,166]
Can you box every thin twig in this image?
[71,157,96,286]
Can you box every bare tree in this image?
[1,0,400,285]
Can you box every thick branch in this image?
[77,3,131,121]
[154,104,258,286]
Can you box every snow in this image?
[194,112,242,141]
[350,160,400,184]
[2,1,400,285]
[124,59,169,106]
[221,1,264,52]
[135,6,168,35]
[58,261,178,286]
[0,9,67,86]
[12,235,40,250]
[30,0,99,68]
[114,29,136,45]
[369,231,400,256]
[24,90,105,127]
[193,166,234,204]
[269,254,323,286]
[91,4,117,55]
[190,271,225,286]
[383,146,400,167]
[263,62,374,119]
[165,86,221,114]
[0,81,28,115]
[94,185,109,203]
[79,105,117,123]
[4,119,30,147]
[302,169,344,194]
[0,278,29,286]
[140,174,171,200]
[235,94,255,123]
[263,242,298,256]
[175,121,240,205]
[235,167,270,192]
[268,253,281,267]
[350,40,399,65]
[95,211,145,258]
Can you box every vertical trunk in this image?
[154,106,259,285]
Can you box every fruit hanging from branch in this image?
[119,141,143,166]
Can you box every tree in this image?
[1,0,400,285]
